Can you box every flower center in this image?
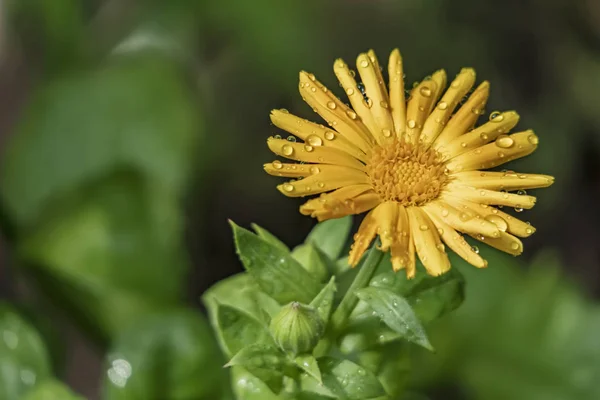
[366,139,450,205]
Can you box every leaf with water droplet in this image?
[231,221,322,304]
[306,216,352,260]
[216,304,274,357]
[355,287,434,351]
[294,355,322,384]
[251,223,289,252]
[225,344,287,394]
[301,357,385,400]
[309,277,337,323]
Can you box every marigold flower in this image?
[264,49,554,278]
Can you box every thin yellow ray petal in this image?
[277,165,368,197]
[333,59,379,137]
[424,201,501,238]
[440,197,536,238]
[428,70,447,108]
[433,81,490,149]
[443,111,519,158]
[453,170,555,191]
[444,182,537,209]
[470,231,523,256]
[404,79,439,144]
[390,205,415,276]
[300,185,379,220]
[407,207,451,276]
[374,201,397,251]
[446,130,539,171]
[264,161,320,178]
[349,207,380,267]
[420,68,477,146]
[299,71,374,152]
[270,109,368,162]
[425,209,487,268]
[356,52,395,144]
[267,137,366,171]
[388,49,406,137]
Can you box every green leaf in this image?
[203,273,266,323]
[19,174,186,341]
[252,223,289,252]
[1,56,200,228]
[21,380,84,400]
[226,344,286,394]
[356,287,433,351]
[0,304,52,400]
[309,277,337,323]
[308,357,386,400]
[292,243,330,283]
[102,310,229,400]
[306,216,352,260]
[231,367,280,400]
[294,355,322,384]
[370,264,465,323]
[231,221,322,304]
[216,304,273,357]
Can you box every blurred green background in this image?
[0,0,598,399]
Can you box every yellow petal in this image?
[425,210,487,268]
[266,137,366,171]
[375,201,398,251]
[390,205,415,276]
[299,185,379,220]
[270,109,368,162]
[446,130,539,171]
[388,49,407,137]
[264,161,321,178]
[299,71,374,152]
[470,231,523,256]
[441,197,536,238]
[404,79,439,144]
[433,81,490,149]
[356,52,395,144]
[444,182,537,209]
[420,68,477,146]
[443,111,520,158]
[407,207,451,276]
[424,200,501,238]
[277,165,369,197]
[333,59,379,138]
[453,170,554,191]
[349,207,380,266]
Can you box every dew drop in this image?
[514,206,524,212]
[419,86,432,97]
[310,166,320,174]
[525,227,533,234]
[407,120,416,129]
[307,135,323,146]
[282,183,294,192]
[441,208,449,217]
[489,111,504,122]
[510,242,520,250]
[346,88,355,96]
[438,101,448,110]
[382,129,392,138]
[274,134,282,139]
[324,131,336,141]
[360,59,369,68]
[485,215,508,232]
[318,182,325,188]
[471,246,480,254]
[461,142,467,148]
[346,110,358,119]
[517,189,527,195]
[272,160,283,169]
[480,132,489,140]
[282,144,294,156]
[528,134,539,145]
[304,144,314,152]
[327,101,337,110]
[495,135,514,148]
[287,135,297,142]
[419,224,429,231]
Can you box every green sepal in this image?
[226,344,287,394]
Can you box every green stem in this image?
[330,243,383,333]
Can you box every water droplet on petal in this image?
[407,120,416,129]
[517,189,527,195]
[310,166,320,174]
[441,208,449,217]
[382,129,392,138]
[438,101,448,110]
[346,88,355,96]
[327,101,337,110]
[420,86,432,97]
[274,134,282,139]
[287,135,297,142]
[489,111,504,122]
[514,206,524,212]
[419,224,429,231]
[272,160,283,169]
[528,134,539,145]
[282,183,294,192]
[360,59,369,68]
[510,242,520,250]
[346,110,358,119]
[324,131,336,141]
[485,215,508,232]
[282,144,294,156]
[495,135,514,148]
[480,132,489,140]
[471,246,480,254]
[307,135,323,146]
[304,144,314,152]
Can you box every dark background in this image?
[0,0,599,398]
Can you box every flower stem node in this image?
[269,301,325,355]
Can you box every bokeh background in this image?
[0,0,599,399]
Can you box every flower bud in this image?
[269,301,324,355]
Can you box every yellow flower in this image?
[264,49,554,278]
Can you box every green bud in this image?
[269,301,324,355]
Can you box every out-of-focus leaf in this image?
[203,273,265,323]
[19,174,186,341]
[231,367,280,400]
[305,357,386,400]
[0,56,200,229]
[231,222,322,304]
[252,223,289,252]
[21,380,84,400]
[309,277,336,323]
[376,342,412,398]
[226,344,286,394]
[216,304,273,357]
[306,216,352,261]
[356,287,433,351]
[102,310,229,400]
[0,303,52,400]
[294,355,322,384]
[292,243,330,283]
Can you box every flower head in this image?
[264,49,554,278]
